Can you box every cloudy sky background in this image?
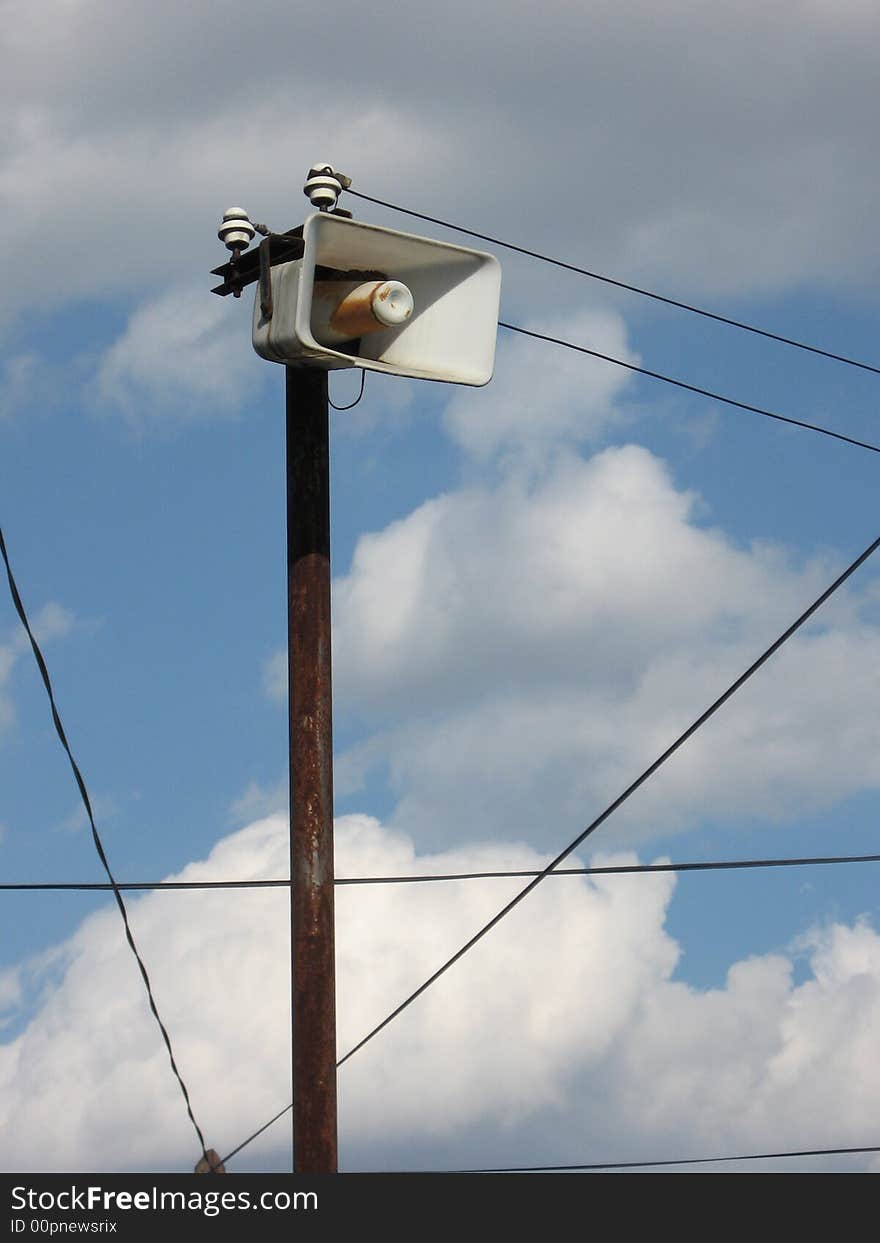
[2,0,880,1172]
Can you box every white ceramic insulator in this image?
[219,208,255,249]
[304,173,342,210]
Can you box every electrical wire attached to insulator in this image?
[303,162,352,213]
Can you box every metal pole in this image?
[286,364,338,1173]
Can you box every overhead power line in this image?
[0,524,211,1168]
[499,321,880,456]
[220,527,880,1165]
[442,1142,880,1173]
[219,1103,295,1169]
[346,188,880,378]
[5,850,880,891]
[218,1121,880,1174]
[345,852,880,883]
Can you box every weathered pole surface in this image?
[286,364,338,1173]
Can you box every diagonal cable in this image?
[0,524,210,1165]
[346,188,880,377]
[335,528,880,1067]
[218,1103,294,1169]
[499,321,880,456]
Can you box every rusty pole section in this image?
[286,364,338,1174]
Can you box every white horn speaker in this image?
[252,213,502,386]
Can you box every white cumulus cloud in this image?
[318,437,879,848]
[443,309,637,464]
[3,0,880,328]
[94,285,264,422]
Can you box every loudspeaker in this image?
[252,213,502,386]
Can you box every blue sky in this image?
[2,0,880,1174]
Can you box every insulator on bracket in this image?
[303,163,351,212]
[218,208,256,251]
